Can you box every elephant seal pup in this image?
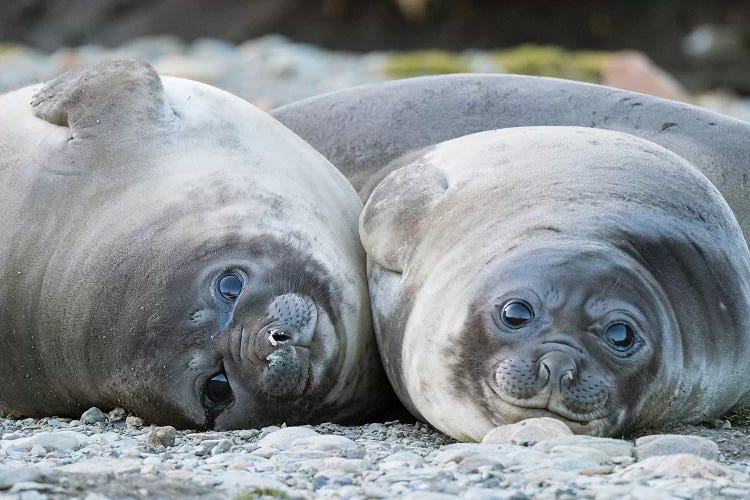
[0,60,392,430]
[359,126,750,441]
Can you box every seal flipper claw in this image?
[31,59,176,139]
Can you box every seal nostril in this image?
[268,329,291,346]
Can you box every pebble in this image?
[0,466,50,490]
[148,426,177,447]
[256,426,319,450]
[533,435,634,458]
[125,416,144,429]
[482,417,573,445]
[616,453,732,479]
[80,407,108,425]
[2,431,90,452]
[635,433,720,461]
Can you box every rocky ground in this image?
[1,35,749,121]
[2,410,750,499]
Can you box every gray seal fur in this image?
[271,75,750,440]
[271,74,750,239]
[0,60,392,430]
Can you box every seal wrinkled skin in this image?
[272,75,750,441]
[0,60,394,430]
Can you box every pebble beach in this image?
[2,409,750,499]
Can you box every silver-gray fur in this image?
[271,75,750,441]
[0,60,393,429]
[271,74,750,240]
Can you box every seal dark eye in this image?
[604,322,638,352]
[205,372,233,404]
[499,300,534,329]
[217,273,243,301]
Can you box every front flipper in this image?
[31,59,177,140]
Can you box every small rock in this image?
[602,50,690,102]
[108,408,127,422]
[635,434,719,461]
[125,416,144,429]
[434,444,520,470]
[533,435,633,458]
[288,435,365,459]
[547,445,611,464]
[80,407,108,424]
[149,426,177,447]
[2,431,90,452]
[616,453,730,479]
[256,426,319,450]
[0,466,48,490]
[482,418,573,445]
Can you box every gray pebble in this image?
[482,418,573,445]
[80,407,108,425]
[635,434,720,461]
[257,426,318,450]
[0,465,50,490]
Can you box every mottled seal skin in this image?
[363,127,750,441]
[271,75,750,440]
[0,60,392,430]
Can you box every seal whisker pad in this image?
[0,59,395,429]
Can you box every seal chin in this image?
[484,380,615,436]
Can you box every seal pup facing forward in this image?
[361,126,750,440]
[0,60,392,429]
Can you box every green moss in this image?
[384,50,471,78]
[235,488,289,500]
[383,45,610,82]
[493,44,610,82]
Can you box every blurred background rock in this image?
[0,0,748,120]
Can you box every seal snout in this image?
[493,342,609,424]
[245,293,319,397]
[539,351,578,386]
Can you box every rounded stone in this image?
[635,434,720,461]
[481,418,573,445]
[80,407,108,425]
[149,426,178,448]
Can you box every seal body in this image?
[362,127,750,440]
[271,76,750,440]
[271,75,750,235]
[0,60,392,429]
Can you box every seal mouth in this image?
[484,380,611,434]
[228,296,339,399]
